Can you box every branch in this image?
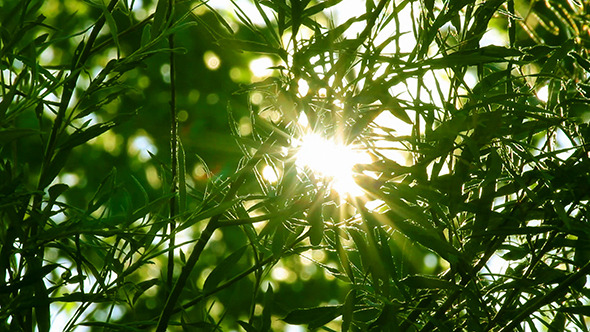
[156,134,279,331]
[499,260,590,332]
[167,0,178,293]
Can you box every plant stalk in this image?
[167,11,178,293]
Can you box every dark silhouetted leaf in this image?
[203,246,247,293]
[283,305,342,328]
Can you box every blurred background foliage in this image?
[2,0,590,331]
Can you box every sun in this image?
[294,133,371,196]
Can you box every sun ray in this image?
[293,133,372,197]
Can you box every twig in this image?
[156,133,279,331]
[167,0,178,293]
[499,260,590,332]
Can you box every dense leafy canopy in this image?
[2,0,590,331]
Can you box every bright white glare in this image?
[297,78,309,97]
[61,173,80,187]
[365,199,385,212]
[128,134,157,162]
[131,0,144,11]
[485,253,511,279]
[536,85,549,103]
[480,28,508,47]
[208,0,274,26]
[374,111,413,136]
[295,134,371,196]
[285,325,306,332]
[297,112,309,128]
[249,56,274,78]
[262,165,279,183]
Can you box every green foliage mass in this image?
[2,0,590,331]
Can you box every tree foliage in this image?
[2,0,590,331]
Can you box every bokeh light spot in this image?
[204,50,221,70]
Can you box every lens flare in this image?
[295,134,371,196]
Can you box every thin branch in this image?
[499,260,590,332]
[156,133,279,331]
[167,0,178,293]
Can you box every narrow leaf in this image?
[401,275,460,290]
[203,246,247,293]
[283,305,342,328]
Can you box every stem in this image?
[174,231,309,315]
[167,8,178,292]
[156,219,219,332]
[42,0,119,175]
[156,175,246,331]
[25,2,119,331]
[156,134,278,331]
[499,260,590,332]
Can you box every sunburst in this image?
[293,133,372,197]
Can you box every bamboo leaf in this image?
[203,245,247,293]
[217,39,287,58]
[401,275,460,290]
[308,202,324,246]
[141,23,152,48]
[261,284,273,332]
[0,128,39,145]
[558,306,590,316]
[380,210,461,265]
[237,321,258,332]
[132,278,159,304]
[283,305,342,328]
[151,0,169,39]
[102,3,120,57]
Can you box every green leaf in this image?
[177,139,187,215]
[401,275,460,290]
[549,312,566,332]
[499,245,528,261]
[39,148,72,189]
[179,249,186,264]
[59,122,115,151]
[558,306,590,316]
[308,202,324,246]
[132,278,159,304]
[342,289,356,332]
[203,245,247,293]
[87,168,117,214]
[151,0,169,39]
[302,0,342,17]
[48,183,69,201]
[141,23,152,48]
[271,222,288,256]
[102,3,120,58]
[129,194,174,223]
[261,284,273,332]
[237,321,258,332]
[78,322,144,332]
[537,38,575,87]
[178,198,242,232]
[570,52,590,72]
[216,39,287,58]
[0,128,38,145]
[380,210,461,264]
[283,305,342,328]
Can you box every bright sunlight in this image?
[294,134,371,197]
